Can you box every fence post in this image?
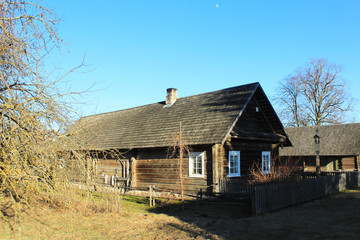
[152,185,156,207]
[149,185,153,207]
[131,157,137,188]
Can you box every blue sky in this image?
[48,0,360,120]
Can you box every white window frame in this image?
[262,151,271,174]
[229,151,241,177]
[189,152,205,178]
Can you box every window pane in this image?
[198,156,202,174]
[262,152,270,173]
[190,152,203,177]
[229,151,240,177]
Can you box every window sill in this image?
[229,174,241,178]
[189,174,204,178]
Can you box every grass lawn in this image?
[1,189,360,239]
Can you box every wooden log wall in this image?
[134,146,213,193]
[212,144,223,192]
[223,141,272,177]
[236,98,272,133]
[299,156,358,171]
[221,97,278,179]
[342,156,357,170]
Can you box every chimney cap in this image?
[167,88,177,92]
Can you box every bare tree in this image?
[277,75,309,127]
[167,122,190,207]
[275,58,352,127]
[0,0,88,227]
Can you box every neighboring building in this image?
[280,124,360,172]
[75,82,291,194]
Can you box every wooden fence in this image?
[219,177,253,199]
[251,172,360,215]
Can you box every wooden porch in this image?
[96,159,132,189]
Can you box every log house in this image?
[75,82,291,194]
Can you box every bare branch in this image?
[273,58,353,127]
[0,0,91,228]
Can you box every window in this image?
[229,151,240,177]
[189,152,204,178]
[262,151,271,174]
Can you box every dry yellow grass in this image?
[1,189,360,239]
[0,204,220,240]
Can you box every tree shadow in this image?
[148,189,360,239]
[148,198,251,239]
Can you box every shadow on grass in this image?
[142,189,360,240]
[150,199,250,217]
[146,197,251,238]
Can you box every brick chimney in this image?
[166,88,177,106]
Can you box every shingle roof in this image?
[75,82,286,150]
[280,123,360,157]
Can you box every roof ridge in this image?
[81,101,162,119]
[285,122,360,130]
[81,82,260,119]
[179,82,259,100]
